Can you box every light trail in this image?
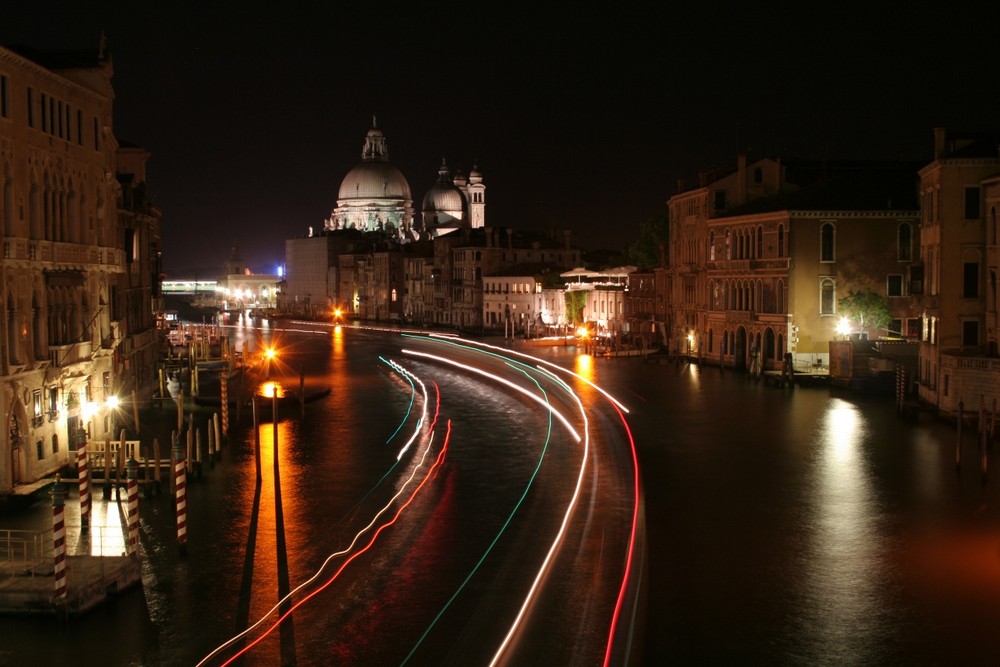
[379,357,428,460]
[401,364,555,664]
[602,400,642,667]
[197,361,443,667]
[378,356,418,445]
[413,333,630,414]
[401,348,582,443]
[488,355,590,666]
[210,419,453,667]
[411,334,643,665]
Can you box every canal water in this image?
[2,325,999,665]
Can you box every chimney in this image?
[737,153,747,206]
[933,127,948,159]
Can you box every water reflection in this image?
[800,398,882,660]
[259,381,286,398]
[574,353,594,381]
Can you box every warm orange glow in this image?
[259,381,285,398]
[574,353,594,380]
[264,347,277,360]
[576,326,589,338]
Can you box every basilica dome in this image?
[339,161,412,200]
[327,121,415,235]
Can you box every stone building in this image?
[916,128,1000,415]
[0,42,159,493]
[668,157,921,371]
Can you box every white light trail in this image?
[401,348,582,442]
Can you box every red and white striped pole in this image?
[51,477,68,603]
[126,457,139,556]
[172,435,187,555]
[75,427,90,528]
[220,375,229,438]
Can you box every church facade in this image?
[323,120,485,239]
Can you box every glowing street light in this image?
[836,317,852,338]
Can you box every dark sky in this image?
[4,3,999,277]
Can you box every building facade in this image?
[916,129,1000,414]
[1,43,158,492]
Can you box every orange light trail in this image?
[198,363,445,667]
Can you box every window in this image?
[32,390,43,427]
[714,191,726,210]
[964,187,981,220]
[906,318,920,339]
[777,225,785,257]
[963,261,979,298]
[709,231,715,261]
[962,320,979,347]
[898,223,912,261]
[820,278,835,315]
[889,319,902,337]
[27,87,34,127]
[52,434,59,455]
[820,223,835,262]
[887,274,904,297]
[0,74,8,119]
[909,266,924,295]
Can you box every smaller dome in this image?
[422,159,465,214]
[468,163,483,184]
[423,184,465,213]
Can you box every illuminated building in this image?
[665,157,920,371]
[0,41,160,492]
[916,128,1000,414]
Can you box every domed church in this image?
[323,119,485,240]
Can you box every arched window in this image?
[708,328,714,353]
[764,328,775,361]
[820,222,835,262]
[820,278,836,315]
[776,279,785,314]
[756,226,763,258]
[709,231,715,261]
[777,225,785,257]
[725,229,731,259]
[898,222,912,261]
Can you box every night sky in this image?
[3,3,999,277]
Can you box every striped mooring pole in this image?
[74,427,90,528]
[220,374,229,437]
[173,435,188,555]
[126,458,139,555]
[51,477,68,602]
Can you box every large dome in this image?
[339,162,412,200]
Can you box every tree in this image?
[564,289,587,325]
[838,289,891,337]
[626,213,668,268]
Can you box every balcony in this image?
[49,340,93,367]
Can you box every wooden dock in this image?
[0,524,142,616]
